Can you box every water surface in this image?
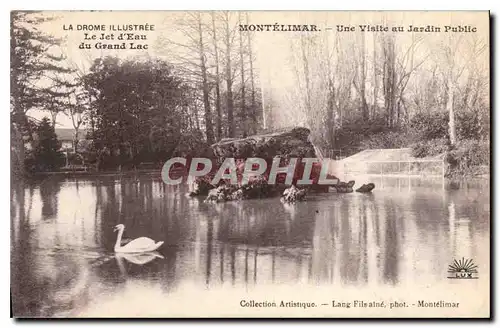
[10,174,490,317]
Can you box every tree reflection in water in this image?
[10,175,489,317]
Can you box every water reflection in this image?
[11,175,489,317]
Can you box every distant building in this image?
[54,129,88,151]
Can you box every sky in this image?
[28,11,489,129]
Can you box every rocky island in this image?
[185,127,338,203]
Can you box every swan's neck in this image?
[114,228,124,250]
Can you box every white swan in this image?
[113,224,164,253]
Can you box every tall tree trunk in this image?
[327,80,335,149]
[50,101,58,128]
[372,34,378,117]
[325,31,335,149]
[211,12,222,141]
[383,35,396,128]
[447,73,457,145]
[224,13,235,137]
[300,36,313,130]
[192,88,200,131]
[71,113,82,154]
[88,93,95,135]
[246,13,257,135]
[197,14,214,144]
[10,26,30,177]
[238,13,247,137]
[360,32,368,121]
[11,121,25,178]
[390,49,396,127]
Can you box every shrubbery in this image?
[332,110,489,177]
[410,138,450,158]
[360,130,411,150]
[408,111,449,141]
[456,110,490,141]
[446,140,489,177]
[24,117,65,173]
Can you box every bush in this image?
[173,131,213,158]
[411,138,450,158]
[456,110,488,141]
[334,115,394,151]
[26,117,65,172]
[360,130,411,150]
[409,111,449,141]
[67,152,84,165]
[409,110,489,143]
[446,140,489,176]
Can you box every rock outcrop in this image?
[211,127,316,161]
[188,177,214,197]
[204,185,237,203]
[203,178,276,203]
[355,183,375,193]
[331,180,355,193]
[188,127,337,202]
[280,185,307,204]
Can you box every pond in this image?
[10,173,490,317]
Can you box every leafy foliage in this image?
[446,140,489,177]
[360,130,411,150]
[456,110,489,141]
[11,11,73,114]
[408,111,449,141]
[82,57,193,170]
[25,117,65,172]
[410,138,450,158]
[11,11,73,176]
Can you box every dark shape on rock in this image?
[204,185,237,203]
[331,180,355,193]
[239,176,274,199]
[189,177,215,196]
[203,177,278,203]
[281,185,307,204]
[355,183,375,193]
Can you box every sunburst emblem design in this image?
[447,257,478,279]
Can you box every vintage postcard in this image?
[10,10,490,318]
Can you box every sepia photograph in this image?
[10,10,490,318]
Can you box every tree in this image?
[82,57,186,169]
[246,13,258,135]
[156,12,215,144]
[211,12,223,141]
[372,33,379,117]
[195,13,215,144]
[238,12,247,137]
[440,34,486,145]
[353,32,368,121]
[27,117,65,172]
[67,90,85,153]
[323,28,336,148]
[381,31,428,128]
[222,12,236,137]
[11,11,72,175]
[382,33,397,128]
